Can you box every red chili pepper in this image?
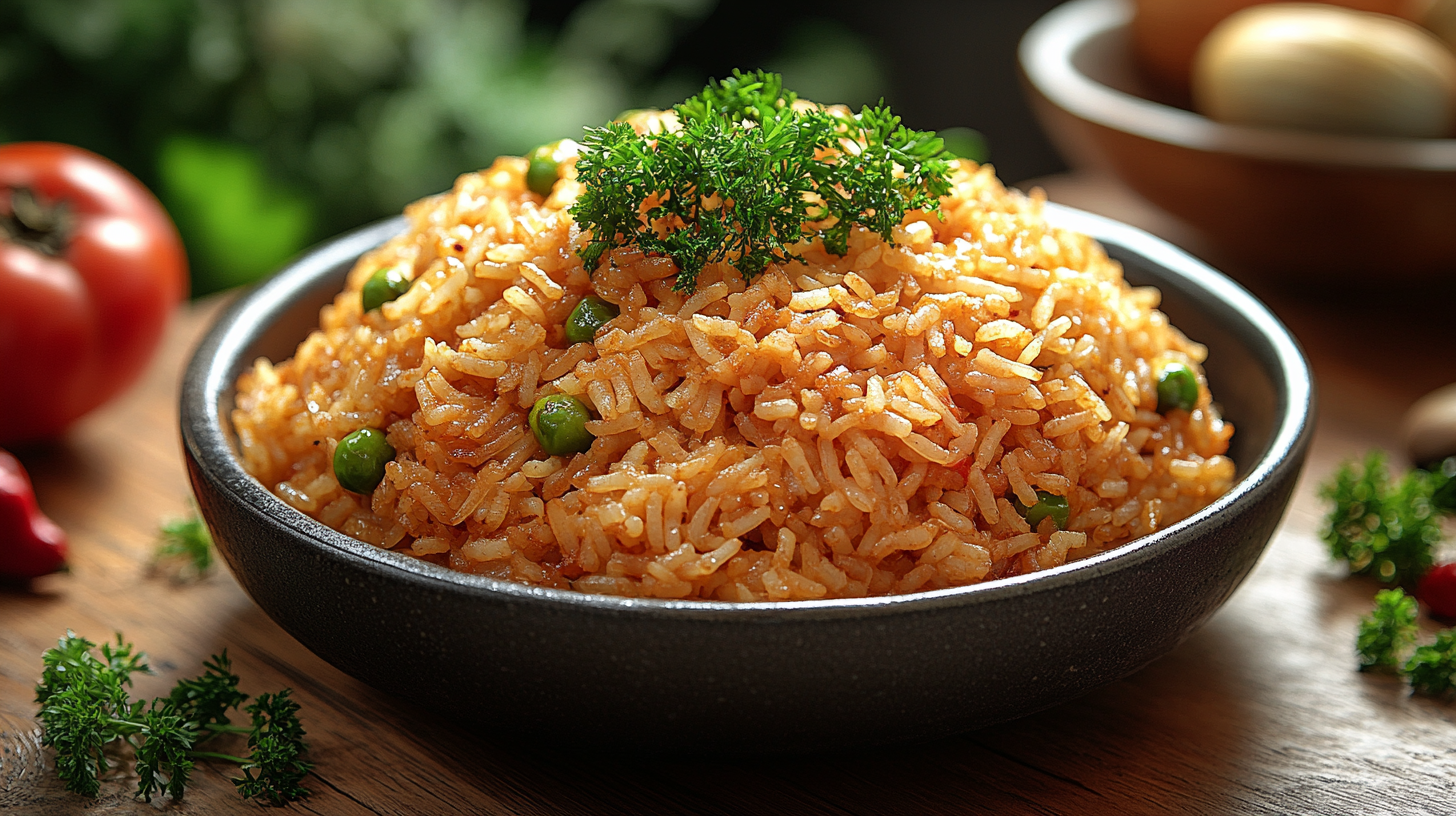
[0,449,68,579]
[1418,563,1456,620]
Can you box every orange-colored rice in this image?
[232,130,1234,601]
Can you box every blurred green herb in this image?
[1404,630,1456,698]
[231,690,313,805]
[572,69,952,291]
[1320,451,1448,585]
[1,0,896,295]
[158,137,314,292]
[1356,588,1418,671]
[938,126,989,164]
[35,632,310,804]
[154,509,214,581]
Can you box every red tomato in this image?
[1418,563,1456,620]
[0,143,186,444]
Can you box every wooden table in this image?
[3,175,1455,815]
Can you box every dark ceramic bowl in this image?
[1020,0,1456,281]
[181,205,1313,752]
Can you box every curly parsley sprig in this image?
[1353,590,1456,698]
[1320,451,1448,585]
[34,632,311,804]
[570,69,953,291]
[1404,630,1456,697]
[1356,588,1419,671]
[153,509,215,581]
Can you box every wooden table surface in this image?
[3,174,1456,815]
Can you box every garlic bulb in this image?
[1193,3,1456,138]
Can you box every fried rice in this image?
[232,121,1235,602]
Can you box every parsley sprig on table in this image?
[1356,588,1418,671]
[1354,589,1456,697]
[153,509,215,581]
[1405,630,1456,697]
[570,69,953,291]
[34,632,311,804]
[1320,451,1451,585]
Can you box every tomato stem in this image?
[1,186,73,257]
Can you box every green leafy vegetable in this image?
[233,690,314,805]
[154,510,215,580]
[134,703,197,803]
[34,633,311,804]
[35,633,148,797]
[1356,588,1418,670]
[168,651,248,729]
[1405,630,1456,698]
[1320,451,1445,585]
[570,69,953,291]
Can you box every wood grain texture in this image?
[3,175,1455,815]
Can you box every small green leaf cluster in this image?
[234,690,313,805]
[1320,451,1452,585]
[1354,589,1456,698]
[570,70,953,292]
[1405,631,1456,697]
[1356,588,1418,670]
[33,634,149,798]
[34,632,311,804]
[153,510,215,580]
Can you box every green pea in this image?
[564,295,620,344]
[333,428,395,494]
[526,139,579,197]
[529,395,595,456]
[361,266,412,312]
[1015,490,1070,531]
[1156,362,1199,413]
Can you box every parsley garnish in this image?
[153,509,215,581]
[1356,588,1418,671]
[232,690,314,805]
[1351,590,1456,697]
[1405,630,1456,698]
[35,632,311,804]
[1320,451,1446,585]
[570,69,953,291]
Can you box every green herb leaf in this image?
[135,702,198,802]
[1356,588,1418,670]
[570,69,952,292]
[233,689,313,805]
[154,510,215,580]
[35,632,310,804]
[34,633,150,797]
[1320,451,1444,585]
[168,650,248,730]
[1405,629,1456,697]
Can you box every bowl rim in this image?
[180,203,1313,621]
[1019,0,1456,171]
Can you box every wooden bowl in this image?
[179,208,1313,752]
[1021,0,1456,280]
